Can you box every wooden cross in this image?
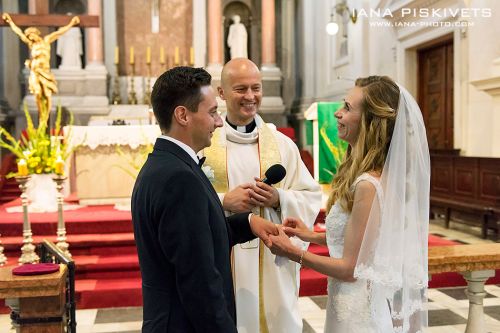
[0,14,99,27]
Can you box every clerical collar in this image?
[225,118,256,133]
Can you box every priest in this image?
[203,58,322,333]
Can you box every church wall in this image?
[116,0,193,77]
[465,0,500,157]
[300,0,500,158]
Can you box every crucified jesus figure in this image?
[2,13,79,115]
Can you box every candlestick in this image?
[144,62,152,105]
[0,233,6,266]
[52,175,71,258]
[17,159,28,176]
[54,156,64,175]
[160,46,165,64]
[190,47,194,66]
[16,175,39,264]
[128,62,138,104]
[114,46,119,64]
[112,63,122,105]
[174,46,180,65]
[130,46,135,65]
[146,46,151,64]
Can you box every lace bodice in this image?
[323,173,383,332]
[325,173,383,259]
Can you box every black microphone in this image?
[262,164,286,185]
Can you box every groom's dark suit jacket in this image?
[131,138,255,332]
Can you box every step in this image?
[1,187,21,194]
[72,253,140,279]
[299,267,327,297]
[0,196,17,204]
[308,243,329,256]
[76,277,143,309]
[1,232,138,256]
[0,208,134,237]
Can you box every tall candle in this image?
[160,47,165,64]
[190,47,194,65]
[17,159,28,176]
[146,46,151,64]
[130,46,135,65]
[114,46,119,64]
[174,46,179,65]
[54,156,65,175]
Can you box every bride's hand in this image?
[283,217,316,242]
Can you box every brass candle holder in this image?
[52,174,71,258]
[128,63,138,105]
[0,234,6,266]
[112,63,121,105]
[16,175,39,264]
[143,62,152,105]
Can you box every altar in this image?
[68,125,160,205]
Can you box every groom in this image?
[131,66,278,332]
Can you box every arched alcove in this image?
[223,1,252,64]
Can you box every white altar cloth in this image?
[67,125,161,204]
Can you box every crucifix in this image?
[0,13,99,116]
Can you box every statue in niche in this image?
[57,27,82,69]
[227,15,248,59]
[54,0,85,69]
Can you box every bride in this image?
[269,76,430,332]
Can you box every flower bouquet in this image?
[0,103,74,211]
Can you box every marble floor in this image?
[1,220,498,333]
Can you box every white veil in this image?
[353,85,430,332]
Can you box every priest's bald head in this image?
[218,58,262,126]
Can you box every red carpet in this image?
[1,203,499,312]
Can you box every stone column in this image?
[261,0,276,68]
[259,0,285,126]
[86,0,105,69]
[28,0,49,35]
[461,270,495,333]
[205,0,223,81]
[192,0,207,68]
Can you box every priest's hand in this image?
[249,214,279,248]
[223,183,256,213]
[250,177,280,209]
[269,226,302,262]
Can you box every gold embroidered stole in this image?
[203,123,282,333]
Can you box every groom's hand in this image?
[249,214,279,248]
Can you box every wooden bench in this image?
[430,196,499,240]
[430,154,499,242]
[429,243,500,332]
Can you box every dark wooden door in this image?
[418,40,454,150]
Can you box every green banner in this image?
[305,120,313,146]
[318,102,348,183]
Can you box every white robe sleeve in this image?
[265,131,322,249]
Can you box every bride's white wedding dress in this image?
[324,173,385,333]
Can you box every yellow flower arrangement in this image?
[0,103,73,177]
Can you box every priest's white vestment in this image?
[203,114,322,333]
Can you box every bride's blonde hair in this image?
[326,76,400,212]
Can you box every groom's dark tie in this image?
[198,156,206,167]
